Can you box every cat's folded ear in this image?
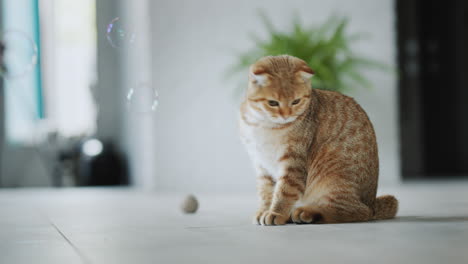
[249,66,269,86]
[298,65,315,81]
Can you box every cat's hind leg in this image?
[291,199,373,224]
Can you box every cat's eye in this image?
[292,99,301,105]
[268,100,279,107]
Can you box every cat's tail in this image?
[372,195,398,220]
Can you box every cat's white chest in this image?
[240,123,285,177]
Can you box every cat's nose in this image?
[280,108,292,119]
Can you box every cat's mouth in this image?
[272,116,297,124]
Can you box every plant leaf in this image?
[227,11,390,96]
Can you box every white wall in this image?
[97,0,157,189]
[149,0,399,193]
[120,0,157,189]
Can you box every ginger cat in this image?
[239,55,398,225]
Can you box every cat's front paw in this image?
[259,211,288,226]
[253,210,267,225]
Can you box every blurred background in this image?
[0,0,466,192]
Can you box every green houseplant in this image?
[228,12,390,94]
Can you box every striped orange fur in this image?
[239,55,398,226]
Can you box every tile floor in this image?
[1,182,468,264]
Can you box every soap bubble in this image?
[0,30,38,79]
[126,82,159,114]
[106,17,136,48]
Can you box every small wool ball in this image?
[181,194,199,214]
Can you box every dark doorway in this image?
[396,0,468,179]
